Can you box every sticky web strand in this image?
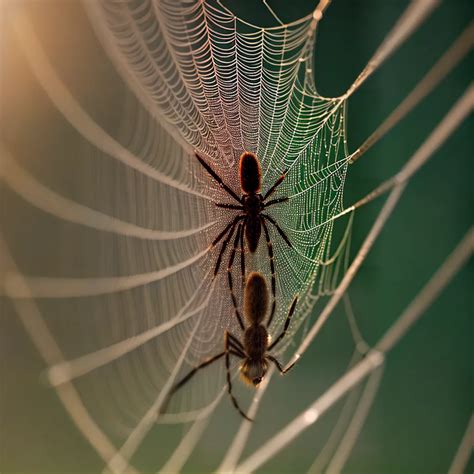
[1,0,472,474]
[1,148,214,241]
[8,17,221,433]
[11,13,206,200]
[288,85,473,369]
[47,276,213,387]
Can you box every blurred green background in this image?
[1,1,472,473]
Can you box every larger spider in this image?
[164,272,298,421]
[196,151,292,329]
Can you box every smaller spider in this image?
[196,151,292,329]
[164,272,298,421]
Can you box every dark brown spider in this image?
[164,272,298,421]
[196,151,292,329]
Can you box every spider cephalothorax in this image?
[165,272,298,420]
[195,151,292,330]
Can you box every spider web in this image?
[1,0,472,473]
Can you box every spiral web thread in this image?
[1,0,472,472]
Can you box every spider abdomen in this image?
[245,217,261,253]
[239,151,261,194]
[243,325,268,359]
[244,272,268,323]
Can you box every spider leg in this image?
[262,213,292,248]
[240,218,246,288]
[227,223,245,331]
[215,203,244,210]
[213,216,243,278]
[263,170,288,200]
[225,332,252,421]
[260,217,277,328]
[267,355,296,375]
[228,340,246,358]
[227,331,245,352]
[195,152,242,203]
[210,215,239,248]
[163,351,226,413]
[268,297,298,350]
[264,197,289,208]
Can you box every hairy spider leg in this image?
[213,215,243,277]
[262,213,292,248]
[162,351,226,414]
[239,222,246,288]
[268,297,298,349]
[225,332,252,421]
[227,331,246,353]
[163,333,247,419]
[210,215,239,249]
[260,218,277,327]
[195,153,241,203]
[214,202,244,211]
[227,223,245,331]
[215,203,243,210]
[263,170,287,200]
[228,338,246,357]
[264,196,289,207]
[267,355,297,375]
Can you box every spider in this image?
[164,272,298,421]
[196,151,292,329]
